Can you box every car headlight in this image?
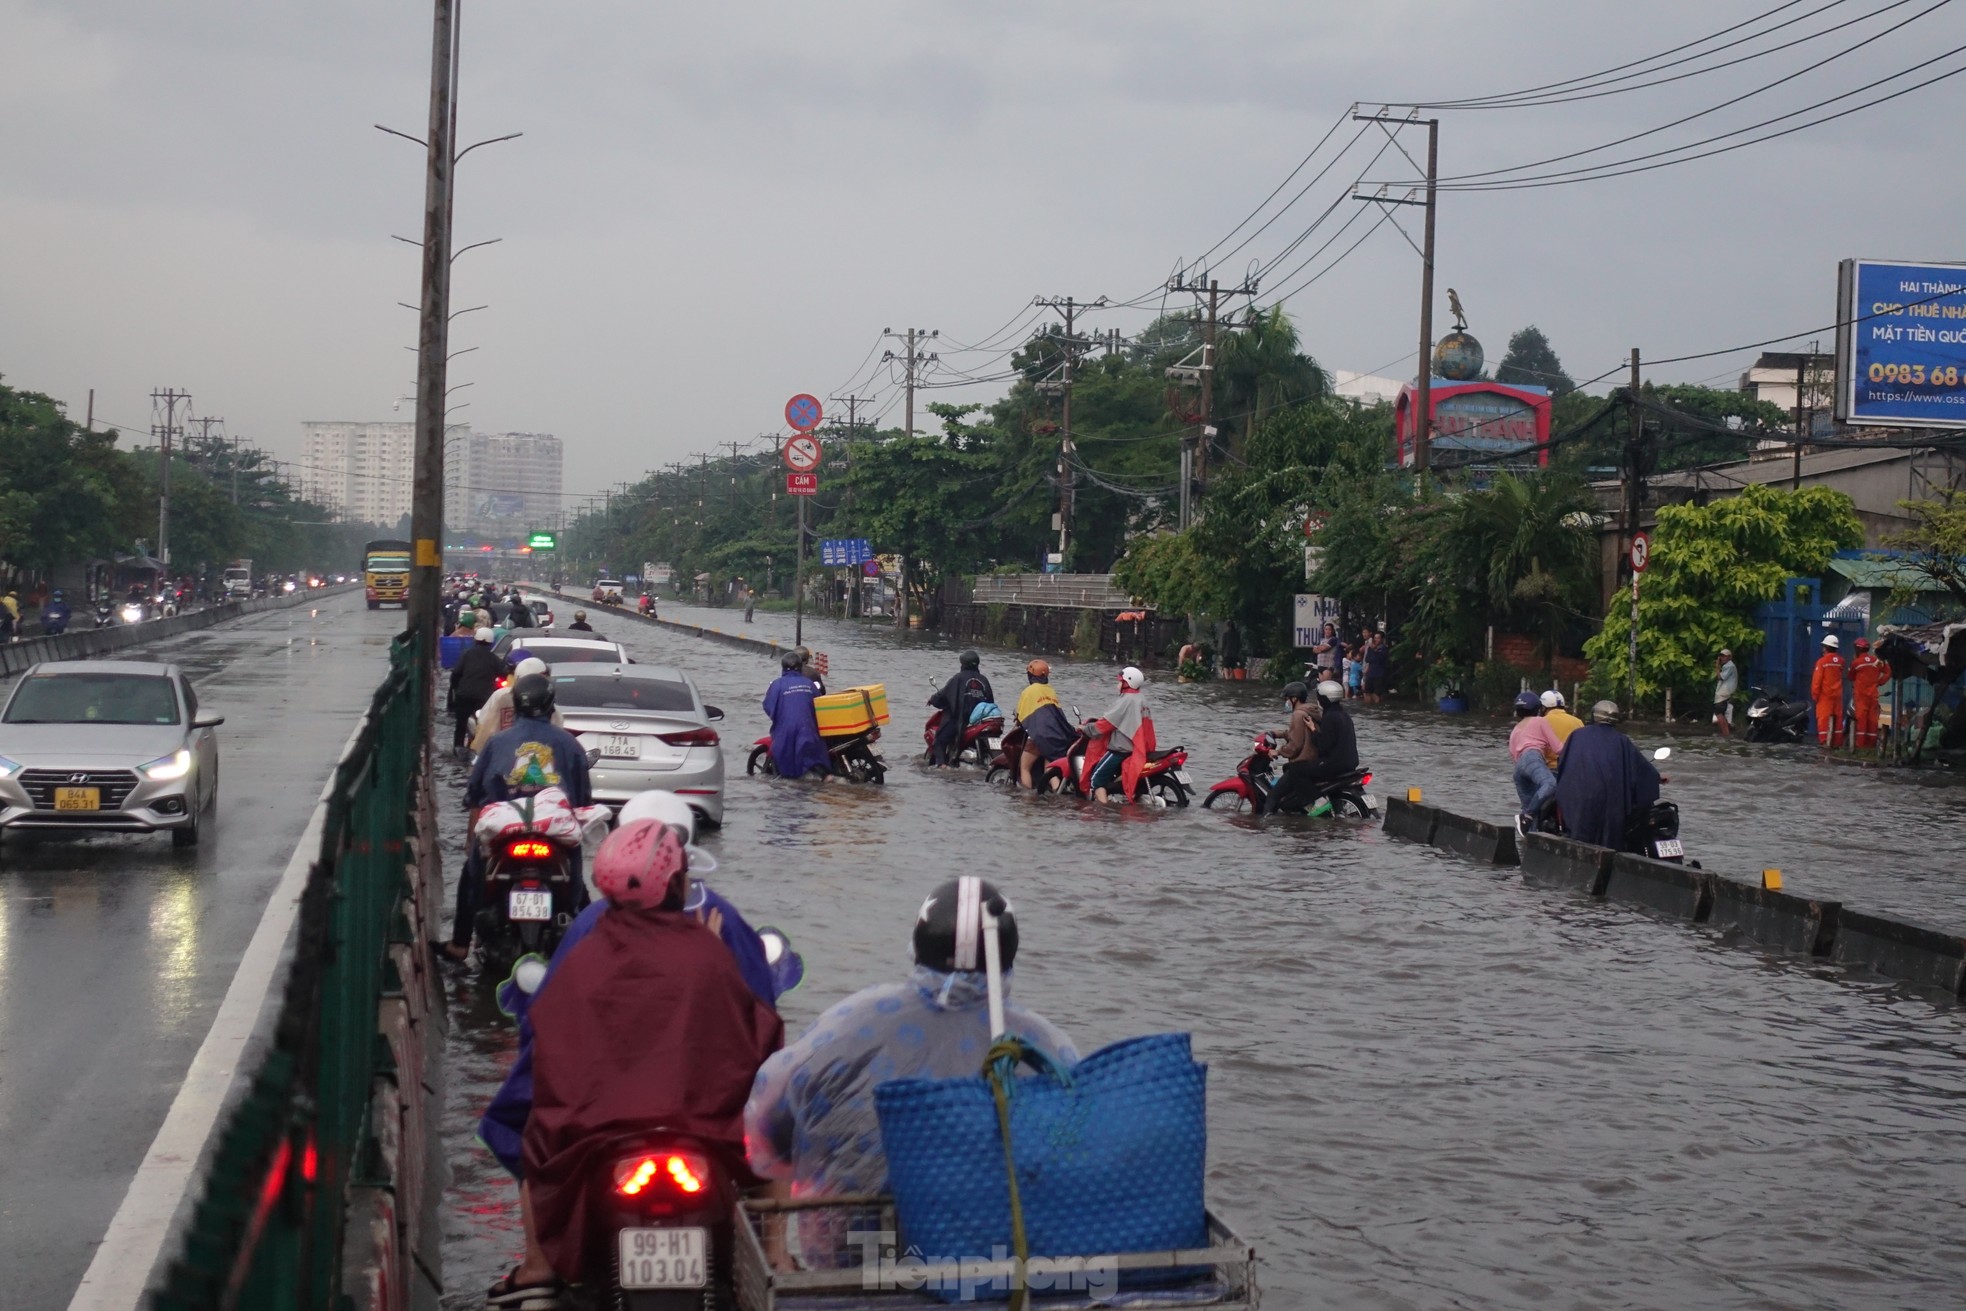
[140,749,193,781]
[0,756,20,778]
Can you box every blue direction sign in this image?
[819,538,874,567]
[785,393,824,432]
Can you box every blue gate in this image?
[1750,577,1866,698]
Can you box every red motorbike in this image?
[1030,723,1192,806]
[922,708,1005,767]
[1203,731,1376,816]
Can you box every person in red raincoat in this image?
[1081,665,1155,803]
[487,821,783,1306]
[1850,636,1885,750]
[1810,634,1847,747]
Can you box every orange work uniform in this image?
[1850,651,1885,750]
[1810,650,1847,746]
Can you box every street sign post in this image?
[819,538,873,566]
[1630,531,1650,573]
[786,472,818,495]
[782,433,822,472]
[785,393,823,432]
[528,531,557,550]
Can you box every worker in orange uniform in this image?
[1809,634,1847,747]
[1849,636,1885,751]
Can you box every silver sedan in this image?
[0,660,223,846]
[552,664,726,828]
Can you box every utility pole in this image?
[1352,112,1439,483]
[883,328,938,438]
[829,394,876,435]
[1792,340,1819,491]
[150,388,191,568]
[1164,272,1256,525]
[1034,295,1106,566]
[1626,347,1643,718]
[724,439,744,508]
[409,0,459,657]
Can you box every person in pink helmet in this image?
[479,821,783,1307]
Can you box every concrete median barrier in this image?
[1430,810,1520,866]
[1380,796,1439,844]
[532,588,783,659]
[1707,878,1839,957]
[0,585,356,678]
[1519,832,1614,896]
[1831,910,1966,996]
[1604,853,1713,921]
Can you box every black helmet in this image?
[913,877,1018,973]
[780,646,808,671]
[959,650,981,670]
[1282,680,1310,703]
[511,673,556,720]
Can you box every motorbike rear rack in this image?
[731,1195,1259,1309]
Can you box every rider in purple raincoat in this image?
[764,648,831,779]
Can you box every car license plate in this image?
[54,787,100,811]
[599,734,639,759]
[508,889,553,921]
[1654,838,1684,859]
[617,1227,707,1289]
[1171,769,1191,785]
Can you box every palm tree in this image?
[1212,305,1328,459]
[1449,471,1600,668]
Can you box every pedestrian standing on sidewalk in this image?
[1712,649,1739,740]
[1362,631,1390,704]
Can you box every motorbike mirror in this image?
[512,956,549,995]
[1653,747,1672,762]
[705,705,725,722]
[584,747,602,766]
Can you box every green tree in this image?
[1889,488,1966,607]
[1583,484,1863,706]
[1494,326,1574,394]
[1213,304,1328,458]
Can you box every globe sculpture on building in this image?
[1433,330,1484,382]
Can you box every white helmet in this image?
[1315,679,1344,705]
[1540,689,1565,709]
[514,656,548,679]
[1119,666,1145,690]
[1821,634,1839,649]
[616,790,717,871]
[474,626,494,643]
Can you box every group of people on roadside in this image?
[1712,637,1888,749]
[1309,622,1391,704]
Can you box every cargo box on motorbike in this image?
[815,684,890,738]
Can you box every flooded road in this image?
[437,598,1965,1310]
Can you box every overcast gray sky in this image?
[3,0,1960,506]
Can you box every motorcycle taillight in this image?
[506,838,555,860]
[614,1151,711,1197]
[1359,772,1373,787]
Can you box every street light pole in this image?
[408,0,458,662]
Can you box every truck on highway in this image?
[222,560,254,601]
[364,540,414,609]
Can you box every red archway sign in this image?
[785,394,823,433]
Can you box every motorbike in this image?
[94,601,117,629]
[1744,687,1811,744]
[473,830,582,980]
[1201,732,1376,816]
[922,706,1004,767]
[502,929,802,1310]
[1532,747,1691,863]
[119,599,147,625]
[983,724,1029,784]
[1035,720,1193,806]
[745,728,887,785]
[40,609,71,637]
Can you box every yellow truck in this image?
[364,539,413,609]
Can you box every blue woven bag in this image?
[873,1033,1207,1296]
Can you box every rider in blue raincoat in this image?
[1553,700,1660,850]
[764,648,831,779]
[744,878,1076,1241]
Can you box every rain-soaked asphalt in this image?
[0,592,397,1310]
[436,594,1965,1310]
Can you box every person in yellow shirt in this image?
[1540,689,1584,744]
[1012,660,1077,789]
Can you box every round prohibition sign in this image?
[1630,531,1651,574]
[785,393,824,432]
[782,433,823,473]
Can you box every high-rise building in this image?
[445,431,564,537]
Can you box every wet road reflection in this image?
[436,598,1965,1309]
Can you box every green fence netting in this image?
[151,633,425,1310]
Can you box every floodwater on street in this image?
[436,597,1965,1310]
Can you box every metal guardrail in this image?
[969,574,1145,610]
[149,634,424,1310]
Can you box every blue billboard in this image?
[818,538,873,566]
[1836,259,1966,429]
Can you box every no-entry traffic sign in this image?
[1630,531,1651,574]
[786,472,818,496]
[782,433,822,472]
[785,394,823,432]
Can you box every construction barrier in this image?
[1519,831,1614,896]
[1707,879,1840,957]
[1604,852,1713,921]
[1387,801,1966,1000]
